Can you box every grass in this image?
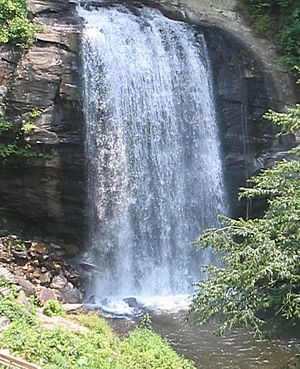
[0,283,196,369]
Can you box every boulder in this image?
[35,286,59,304]
[57,282,82,304]
[50,272,68,290]
[0,288,11,297]
[0,267,16,284]
[63,243,80,257]
[0,317,10,332]
[37,310,88,334]
[62,303,84,314]
[17,290,31,311]
[15,275,36,296]
[39,272,52,286]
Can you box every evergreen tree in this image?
[192,103,300,336]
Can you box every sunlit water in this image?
[79,5,227,309]
[108,311,300,369]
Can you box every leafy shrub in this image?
[114,328,195,369]
[0,279,36,324]
[43,300,65,317]
[0,292,196,369]
[0,0,37,48]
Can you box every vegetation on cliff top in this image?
[0,0,36,48]
[237,0,300,68]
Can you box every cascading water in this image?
[79,5,227,311]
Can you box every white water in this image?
[79,5,226,313]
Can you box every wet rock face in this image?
[202,27,296,216]
[0,0,85,242]
[0,0,296,241]
[131,0,296,215]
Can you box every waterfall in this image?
[79,5,226,309]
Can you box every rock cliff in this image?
[0,0,85,242]
[0,0,297,242]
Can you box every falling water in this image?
[79,5,226,311]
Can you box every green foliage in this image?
[0,292,196,369]
[191,104,300,336]
[43,300,65,317]
[0,109,52,163]
[0,142,51,161]
[139,313,152,330]
[236,0,300,68]
[40,176,49,184]
[0,279,36,324]
[0,0,37,48]
[29,109,42,119]
[21,122,36,134]
[115,328,195,369]
[264,104,300,134]
[0,119,13,132]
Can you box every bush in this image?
[43,300,65,317]
[0,0,37,48]
[0,290,196,369]
[0,278,36,324]
[115,328,195,369]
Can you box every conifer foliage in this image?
[192,104,300,336]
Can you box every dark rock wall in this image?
[0,0,296,242]
[203,27,296,216]
[0,0,85,242]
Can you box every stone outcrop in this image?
[0,0,85,242]
[0,0,297,240]
[0,235,83,303]
[201,27,296,215]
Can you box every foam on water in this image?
[86,294,192,318]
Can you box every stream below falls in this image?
[107,311,300,369]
